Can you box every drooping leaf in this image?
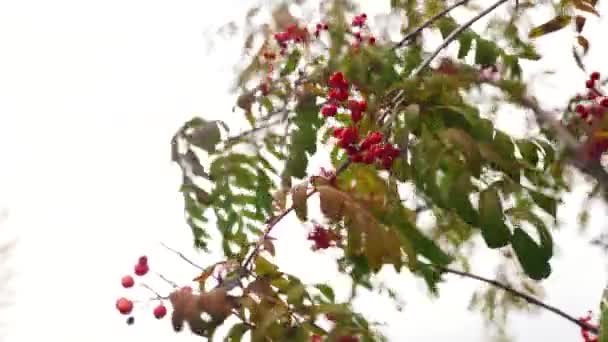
[528,189,558,218]
[575,15,586,33]
[478,188,511,248]
[511,228,551,280]
[528,15,572,38]
[314,284,336,302]
[475,38,499,66]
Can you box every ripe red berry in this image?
[368,36,376,45]
[351,110,362,122]
[351,153,363,162]
[591,71,600,80]
[332,127,345,138]
[360,131,383,150]
[354,32,362,41]
[153,304,167,319]
[328,72,346,88]
[381,156,394,169]
[323,23,329,30]
[586,79,595,88]
[321,104,338,117]
[340,127,359,145]
[121,275,135,288]
[601,97,608,107]
[338,336,359,342]
[134,263,149,276]
[138,256,148,265]
[311,334,323,342]
[116,297,134,315]
[362,152,375,164]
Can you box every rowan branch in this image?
[394,0,470,49]
[434,264,600,334]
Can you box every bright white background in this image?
[0,0,607,341]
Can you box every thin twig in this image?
[434,264,600,334]
[156,272,179,288]
[160,242,205,271]
[394,0,470,49]
[141,283,164,300]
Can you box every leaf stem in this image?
[160,242,205,271]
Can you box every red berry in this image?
[362,152,375,164]
[591,71,600,80]
[153,304,167,319]
[340,127,359,145]
[323,23,329,30]
[311,334,323,342]
[316,23,322,30]
[121,275,135,288]
[360,131,383,150]
[116,297,134,315]
[368,36,376,45]
[381,156,394,169]
[138,256,148,265]
[328,72,345,87]
[600,97,608,107]
[351,110,362,123]
[134,263,149,276]
[354,32,362,41]
[321,104,338,117]
[332,127,345,138]
[328,88,347,101]
[338,336,359,342]
[351,153,363,163]
[586,79,595,88]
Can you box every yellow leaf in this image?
[291,183,308,221]
[528,15,572,38]
[577,35,590,55]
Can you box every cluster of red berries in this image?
[349,13,376,49]
[274,24,311,49]
[307,223,339,250]
[579,311,598,342]
[568,71,608,159]
[115,256,167,324]
[311,334,359,342]
[573,72,607,122]
[321,71,400,169]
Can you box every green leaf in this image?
[478,188,511,248]
[528,189,558,218]
[475,38,499,66]
[280,49,302,77]
[511,228,551,280]
[528,15,572,38]
[314,284,336,302]
[600,296,608,342]
[458,32,475,59]
[439,128,482,177]
[437,17,458,39]
[508,207,553,259]
[225,323,249,342]
[255,256,279,277]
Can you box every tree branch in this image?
[394,0,470,49]
[434,264,600,334]
[160,242,205,271]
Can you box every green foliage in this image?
[166,0,604,340]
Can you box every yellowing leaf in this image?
[528,15,572,39]
[316,185,403,272]
[291,183,308,221]
[577,35,590,54]
[572,0,599,16]
[575,15,586,32]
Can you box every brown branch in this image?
[394,0,470,49]
[434,264,600,334]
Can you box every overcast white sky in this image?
[0,0,607,341]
